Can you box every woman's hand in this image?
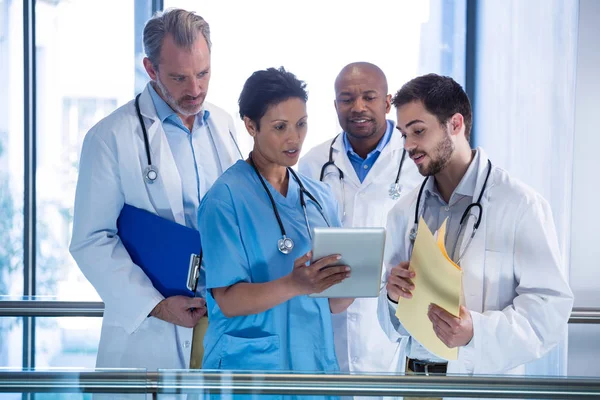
[289,252,350,295]
[212,252,350,318]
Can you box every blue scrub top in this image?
[198,160,342,375]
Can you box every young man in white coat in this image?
[70,9,241,373]
[378,74,573,399]
[299,62,422,397]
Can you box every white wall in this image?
[568,0,600,377]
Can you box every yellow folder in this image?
[395,217,462,360]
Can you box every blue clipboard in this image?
[116,204,201,298]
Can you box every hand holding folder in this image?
[394,217,462,360]
[116,204,202,298]
[117,204,208,369]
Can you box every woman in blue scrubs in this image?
[198,67,353,379]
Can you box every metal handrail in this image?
[569,307,600,323]
[0,370,599,398]
[0,301,597,323]
[0,301,104,317]
[0,371,149,393]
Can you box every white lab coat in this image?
[377,148,574,395]
[70,85,240,371]
[299,128,422,396]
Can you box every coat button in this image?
[183,341,191,348]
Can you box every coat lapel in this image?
[138,86,185,225]
[457,148,495,313]
[361,130,404,189]
[205,106,241,174]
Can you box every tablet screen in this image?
[309,227,385,298]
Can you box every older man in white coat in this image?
[70,9,240,374]
[378,74,573,400]
[299,62,421,398]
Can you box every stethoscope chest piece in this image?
[248,152,329,256]
[389,183,402,200]
[277,236,294,254]
[409,228,417,243]
[144,166,158,184]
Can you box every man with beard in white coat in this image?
[70,8,241,378]
[378,73,573,400]
[299,62,421,399]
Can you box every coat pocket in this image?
[483,250,516,311]
[219,333,281,371]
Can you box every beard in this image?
[154,77,205,117]
[415,128,454,176]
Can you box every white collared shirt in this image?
[148,84,221,230]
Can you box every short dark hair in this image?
[392,74,472,141]
[238,67,308,130]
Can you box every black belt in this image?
[407,358,448,375]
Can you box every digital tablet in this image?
[308,227,385,298]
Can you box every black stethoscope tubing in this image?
[135,94,159,184]
[136,94,153,168]
[319,133,407,192]
[248,152,329,254]
[135,92,243,184]
[410,159,493,246]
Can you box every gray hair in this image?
[143,8,211,69]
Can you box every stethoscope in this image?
[248,153,331,255]
[319,134,408,213]
[409,159,492,265]
[134,93,243,184]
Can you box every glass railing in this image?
[0,369,599,398]
[0,297,598,323]
[0,368,147,398]
[1,297,598,398]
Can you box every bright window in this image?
[164,0,466,156]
